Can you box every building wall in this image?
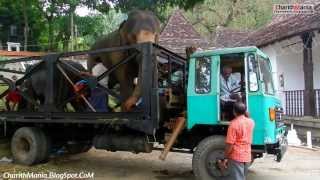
[261,32,320,112]
[276,37,305,91]
[261,36,304,111]
[261,36,305,92]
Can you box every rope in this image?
[56,64,96,112]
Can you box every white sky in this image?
[75,6,97,16]
[75,2,115,17]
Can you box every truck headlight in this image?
[269,108,276,121]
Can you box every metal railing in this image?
[284,90,304,116]
[284,89,320,117]
[316,89,320,117]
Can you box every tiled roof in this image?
[212,1,320,48]
[0,50,45,57]
[214,26,251,48]
[270,0,319,25]
[159,10,210,56]
[238,2,320,47]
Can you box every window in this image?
[195,57,211,94]
[248,54,259,92]
[258,56,275,95]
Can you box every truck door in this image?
[187,55,220,129]
[246,52,265,145]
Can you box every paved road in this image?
[1,146,320,180]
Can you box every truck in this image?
[0,43,287,180]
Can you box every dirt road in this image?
[1,146,320,180]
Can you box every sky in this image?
[75,6,97,17]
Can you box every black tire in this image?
[65,143,92,155]
[192,136,228,180]
[11,127,50,165]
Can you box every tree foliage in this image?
[0,0,286,52]
[185,0,280,39]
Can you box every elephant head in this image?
[119,10,161,45]
[88,10,161,112]
[117,10,161,111]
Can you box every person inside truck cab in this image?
[220,66,241,120]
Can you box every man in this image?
[76,62,109,112]
[218,102,255,180]
[5,75,21,111]
[220,66,241,120]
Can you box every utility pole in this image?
[74,25,78,51]
[23,0,29,51]
[70,12,74,52]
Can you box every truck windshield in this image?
[258,56,275,95]
[248,54,259,92]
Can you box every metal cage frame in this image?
[0,43,186,135]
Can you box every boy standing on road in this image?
[218,102,255,180]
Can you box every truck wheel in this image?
[192,136,228,180]
[11,127,50,165]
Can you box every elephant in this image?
[18,61,88,112]
[88,10,161,111]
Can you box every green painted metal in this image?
[187,56,220,129]
[191,46,259,58]
[247,94,281,145]
[186,46,284,147]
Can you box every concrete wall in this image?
[263,32,320,92]
[260,31,320,113]
[275,36,305,91]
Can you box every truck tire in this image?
[192,136,228,180]
[11,127,50,165]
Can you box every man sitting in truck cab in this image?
[220,65,241,120]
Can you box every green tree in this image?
[0,0,45,51]
[185,0,280,39]
[75,10,126,50]
[90,0,205,21]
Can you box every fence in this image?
[284,89,320,117]
[316,89,320,117]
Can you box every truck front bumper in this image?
[266,128,288,162]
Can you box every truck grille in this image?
[275,107,284,127]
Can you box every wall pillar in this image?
[301,32,315,116]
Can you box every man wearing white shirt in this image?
[220,66,241,120]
